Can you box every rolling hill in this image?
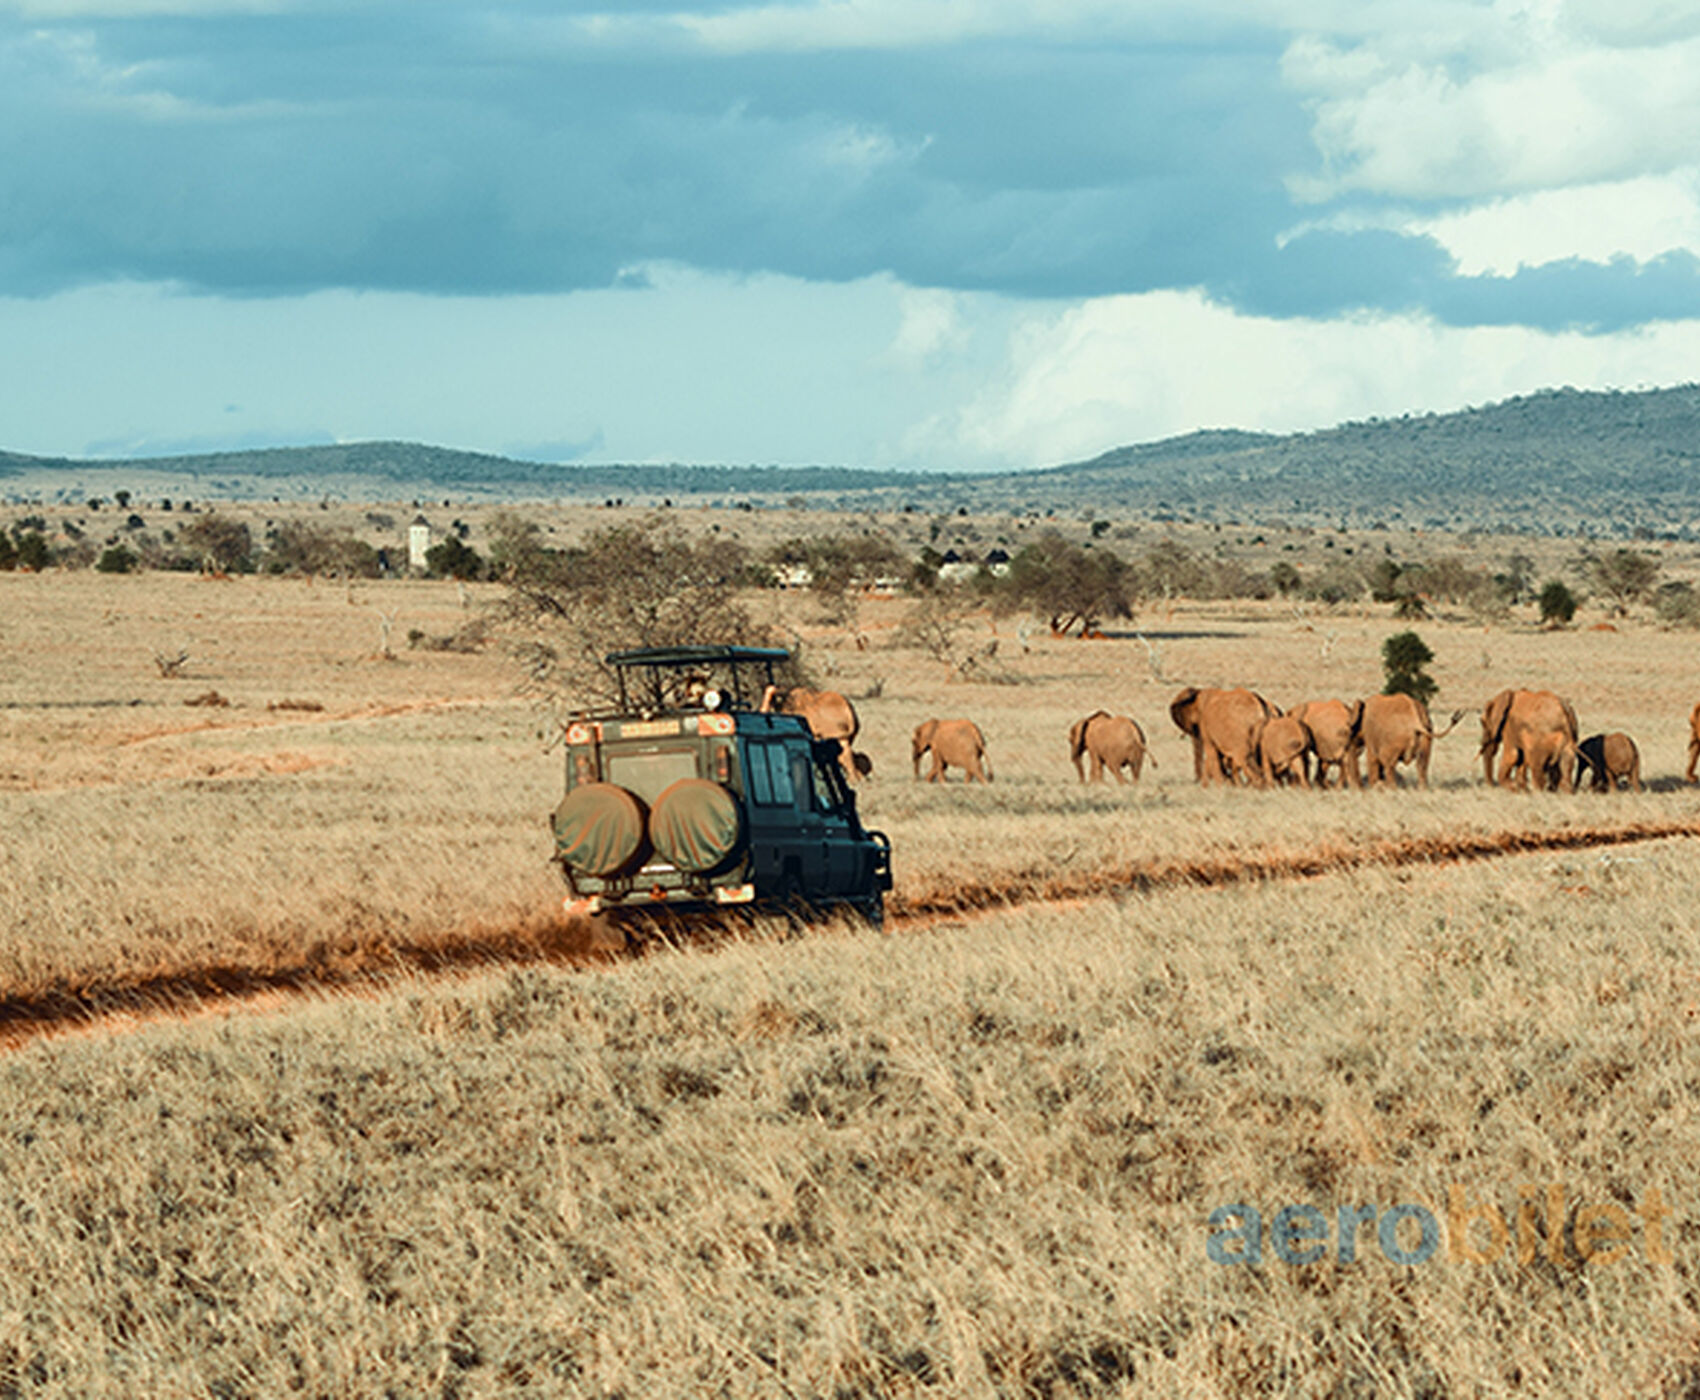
[6,383,1700,537]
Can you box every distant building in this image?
[408,517,431,570]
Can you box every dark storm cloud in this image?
[0,2,1692,332]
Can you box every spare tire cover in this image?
[554,783,648,877]
[650,779,744,873]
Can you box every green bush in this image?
[1538,580,1578,627]
[424,535,487,581]
[0,532,15,571]
[96,544,138,574]
[14,532,51,571]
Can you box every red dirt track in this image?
[5,816,1698,1053]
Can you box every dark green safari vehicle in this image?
[552,646,891,925]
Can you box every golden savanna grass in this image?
[3,536,1700,1395]
[3,845,1700,1395]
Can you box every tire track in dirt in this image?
[4,816,1699,1053]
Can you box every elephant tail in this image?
[1432,709,1467,739]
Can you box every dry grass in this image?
[2,842,1699,1396]
[4,555,1700,1395]
[4,567,1699,998]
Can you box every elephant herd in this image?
[769,685,1700,794]
[1164,685,1683,793]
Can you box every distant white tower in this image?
[408,516,431,570]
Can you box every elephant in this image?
[1688,702,1700,784]
[1169,687,1280,787]
[1577,732,1643,792]
[1257,713,1313,788]
[1287,699,1364,789]
[1480,689,1579,793]
[762,684,868,782]
[1069,711,1148,783]
[1359,693,1464,788]
[912,719,992,783]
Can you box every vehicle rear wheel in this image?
[554,783,649,878]
[650,778,745,874]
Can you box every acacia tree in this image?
[1000,531,1133,636]
[500,517,789,713]
[1586,549,1660,614]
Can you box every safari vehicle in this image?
[552,646,892,925]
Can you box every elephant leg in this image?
[1111,756,1128,784]
[1199,738,1223,787]
[928,754,944,782]
[1497,747,1523,791]
[1345,747,1363,790]
[1294,759,1312,790]
[1092,752,1106,783]
[1415,739,1431,790]
[1630,756,1643,792]
[1687,739,1699,783]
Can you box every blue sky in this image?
[5,0,1700,470]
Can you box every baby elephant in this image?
[1257,712,1313,788]
[1577,732,1643,792]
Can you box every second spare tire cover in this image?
[554,783,649,877]
[649,779,744,873]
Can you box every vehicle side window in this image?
[747,744,774,804]
[810,759,843,814]
[789,747,815,811]
[766,744,795,806]
[748,743,794,806]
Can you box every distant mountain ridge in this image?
[6,384,1700,536]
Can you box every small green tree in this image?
[1538,580,1578,627]
[14,531,51,571]
[1382,630,1437,705]
[424,535,486,581]
[96,544,138,574]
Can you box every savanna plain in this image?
[4,507,1700,1398]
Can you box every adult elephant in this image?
[1479,689,1579,792]
[1169,687,1279,788]
[1359,694,1464,788]
[1287,699,1364,789]
[1069,711,1148,783]
[913,719,992,783]
[1257,713,1313,788]
[762,684,868,783]
[1687,702,1700,783]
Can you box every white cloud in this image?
[1412,170,1700,273]
[901,288,1700,469]
[884,287,967,366]
[1286,5,1700,201]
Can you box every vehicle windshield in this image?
[605,749,699,804]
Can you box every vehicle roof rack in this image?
[604,645,792,713]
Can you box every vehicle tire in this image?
[857,888,885,929]
[554,783,650,878]
[649,778,745,874]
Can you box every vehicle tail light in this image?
[697,713,735,736]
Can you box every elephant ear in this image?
[1481,689,1513,747]
[1068,717,1088,760]
[1169,687,1201,732]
